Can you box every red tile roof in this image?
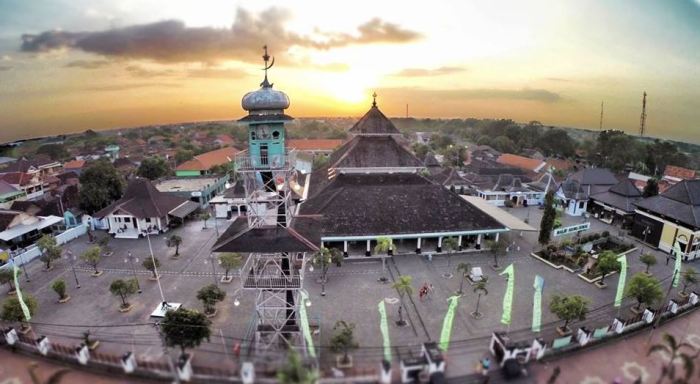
[287,139,344,151]
[545,158,574,172]
[215,134,236,146]
[664,165,696,181]
[176,147,240,171]
[63,159,86,169]
[0,172,33,186]
[497,154,546,172]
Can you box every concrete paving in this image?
[1,206,695,379]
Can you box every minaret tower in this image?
[235,46,308,356]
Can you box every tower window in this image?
[272,130,280,139]
[251,132,257,140]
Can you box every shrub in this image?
[51,278,67,300]
[602,230,610,238]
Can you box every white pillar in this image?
[366,240,371,256]
[495,233,500,242]
[343,241,348,253]
[476,234,482,250]
[416,237,422,254]
[458,235,463,250]
[437,236,443,252]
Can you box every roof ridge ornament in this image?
[372,91,377,107]
[261,45,275,88]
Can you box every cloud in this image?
[186,67,248,78]
[0,65,11,71]
[20,8,420,64]
[124,64,177,78]
[382,87,562,103]
[392,66,465,77]
[64,59,111,69]
[543,77,571,82]
[85,82,182,91]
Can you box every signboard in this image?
[553,222,591,237]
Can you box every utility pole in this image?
[599,101,604,131]
[639,91,647,136]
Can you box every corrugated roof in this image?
[664,165,696,181]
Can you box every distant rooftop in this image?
[155,176,225,193]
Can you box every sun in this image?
[315,70,378,107]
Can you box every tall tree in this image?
[681,267,698,296]
[142,257,161,279]
[538,128,575,158]
[486,236,508,269]
[219,252,242,280]
[0,269,19,293]
[640,253,657,275]
[167,235,183,257]
[330,320,359,364]
[472,278,489,318]
[137,157,171,180]
[79,159,123,214]
[161,308,211,357]
[109,278,138,310]
[392,275,413,326]
[595,251,621,285]
[1,293,38,327]
[36,143,69,160]
[81,246,102,275]
[643,178,659,197]
[539,191,556,246]
[310,247,343,296]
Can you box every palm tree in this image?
[442,237,459,278]
[392,275,413,326]
[648,333,696,384]
[310,247,343,296]
[456,262,472,295]
[374,237,393,283]
[486,236,508,269]
[472,277,489,319]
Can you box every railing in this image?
[235,150,296,171]
[240,254,303,289]
[1,224,88,270]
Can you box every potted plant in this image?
[167,235,183,258]
[549,294,589,336]
[218,253,242,283]
[51,278,70,303]
[196,284,226,317]
[1,293,38,334]
[142,257,161,281]
[37,235,62,271]
[626,273,663,314]
[330,321,358,368]
[594,251,620,288]
[640,253,657,276]
[83,330,100,350]
[679,267,698,299]
[81,246,103,277]
[0,269,18,295]
[109,278,138,312]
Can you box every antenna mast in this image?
[599,101,604,131]
[639,91,647,136]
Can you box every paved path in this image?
[531,308,700,383]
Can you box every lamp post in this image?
[641,226,651,255]
[125,251,142,293]
[64,250,80,289]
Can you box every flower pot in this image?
[58,295,71,304]
[556,326,571,336]
[630,306,644,314]
[91,271,104,277]
[148,275,160,281]
[7,289,17,296]
[471,311,483,319]
[205,309,218,318]
[119,303,133,313]
[19,325,32,334]
[594,281,607,289]
[679,291,690,299]
[45,266,54,272]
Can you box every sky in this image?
[0,0,699,143]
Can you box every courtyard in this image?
[0,206,691,379]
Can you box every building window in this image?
[579,201,585,209]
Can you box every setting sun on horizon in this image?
[0,0,699,143]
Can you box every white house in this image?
[95,178,199,239]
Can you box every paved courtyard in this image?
[1,207,694,379]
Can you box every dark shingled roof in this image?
[570,168,618,186]
[429,168,470,187]
[94,178,188,219]
[634,180,700,229]
[298,173,505,237]
[590,179,643,213]
[424,152,441,168]
[0,211,20,231]
[348,106,401,135]
[212,217,320,253]
[327,135,423,170]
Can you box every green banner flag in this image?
[614,254,627,307]
[299,291,316,358]
[500,263,515,325]
[532,275,544,332]
[12,261,31,321]
[378,301,392,362]
[673,241,683,288]
[439,295,460,351]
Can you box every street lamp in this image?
[64,249,80,289]
[641,226,652,254]
[125,251,142,293]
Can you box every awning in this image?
[0,215,64,241]
[461,195,537,232]
[168,201,200,219]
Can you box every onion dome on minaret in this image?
[240,46,293,122]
